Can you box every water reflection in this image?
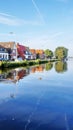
[30,64,45,73]
[0,61,68,84]
[0,61,73,130]
[45,62,53,71]
[55,61,67,73]
[0,68,30,83]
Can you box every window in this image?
[25,51,29,55]
[12,49,16,53]
[4,54,8,59]
[0,54,2,58]
[3,55,4,59]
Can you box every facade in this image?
[30,49,36,59]
[35,49,45,59]
[17,43,32,60]
[0,45,9,61]
[17,43,26,60]
[0,42,17,60]
[30,49,45,59]
[0,42,45,61]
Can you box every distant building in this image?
[30,49,45,59]
[30,49,36,59]
[35,50,45,59]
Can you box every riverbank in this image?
[0,59,57,69]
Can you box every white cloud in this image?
[0,12,42,26]
[0,12,14,17]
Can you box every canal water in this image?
[0,60,73,130]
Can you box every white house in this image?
[0,46,9,61]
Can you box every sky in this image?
[0,0,73,56]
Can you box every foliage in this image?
[45,62,53,71]
[55,61,67,73]
[0,59,49,68]
[45,49,53,59]
[55,47,68,60]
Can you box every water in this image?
[0,60,73,130]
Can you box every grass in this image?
[0,59,56,69]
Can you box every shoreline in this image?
[0,59,57,69]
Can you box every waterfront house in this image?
[30,49,45,59]
[0,42,17,60]
[30,49,36,60]
[0,45,9,61]
[17,43,32,60]
[35,49,45,59]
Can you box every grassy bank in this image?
[0,59,57,69]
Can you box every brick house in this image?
[30,49,36,59]
[30,49,45,59]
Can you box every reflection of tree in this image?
[0,69,2,74]
[45,62,53,71]
[55,61,67,73]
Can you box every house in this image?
[0,45,9,61]
[0,42,17,60]
[30,49,45,59]
[17,43,32,60]
[30,49,36,60]
[35,49,45,59]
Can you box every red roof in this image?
[17,43,26,59]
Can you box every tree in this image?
[45,49,53,59]
[55,47,68,60]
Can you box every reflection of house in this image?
[0,68,30,83]
[0,42,17,60]
[31,65,45,73]
[0,45,9,61]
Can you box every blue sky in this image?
[0,0,73,56]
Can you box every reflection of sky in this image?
[0,61,73,129]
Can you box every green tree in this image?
[55,47,68,60]
[45,49,53,59]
